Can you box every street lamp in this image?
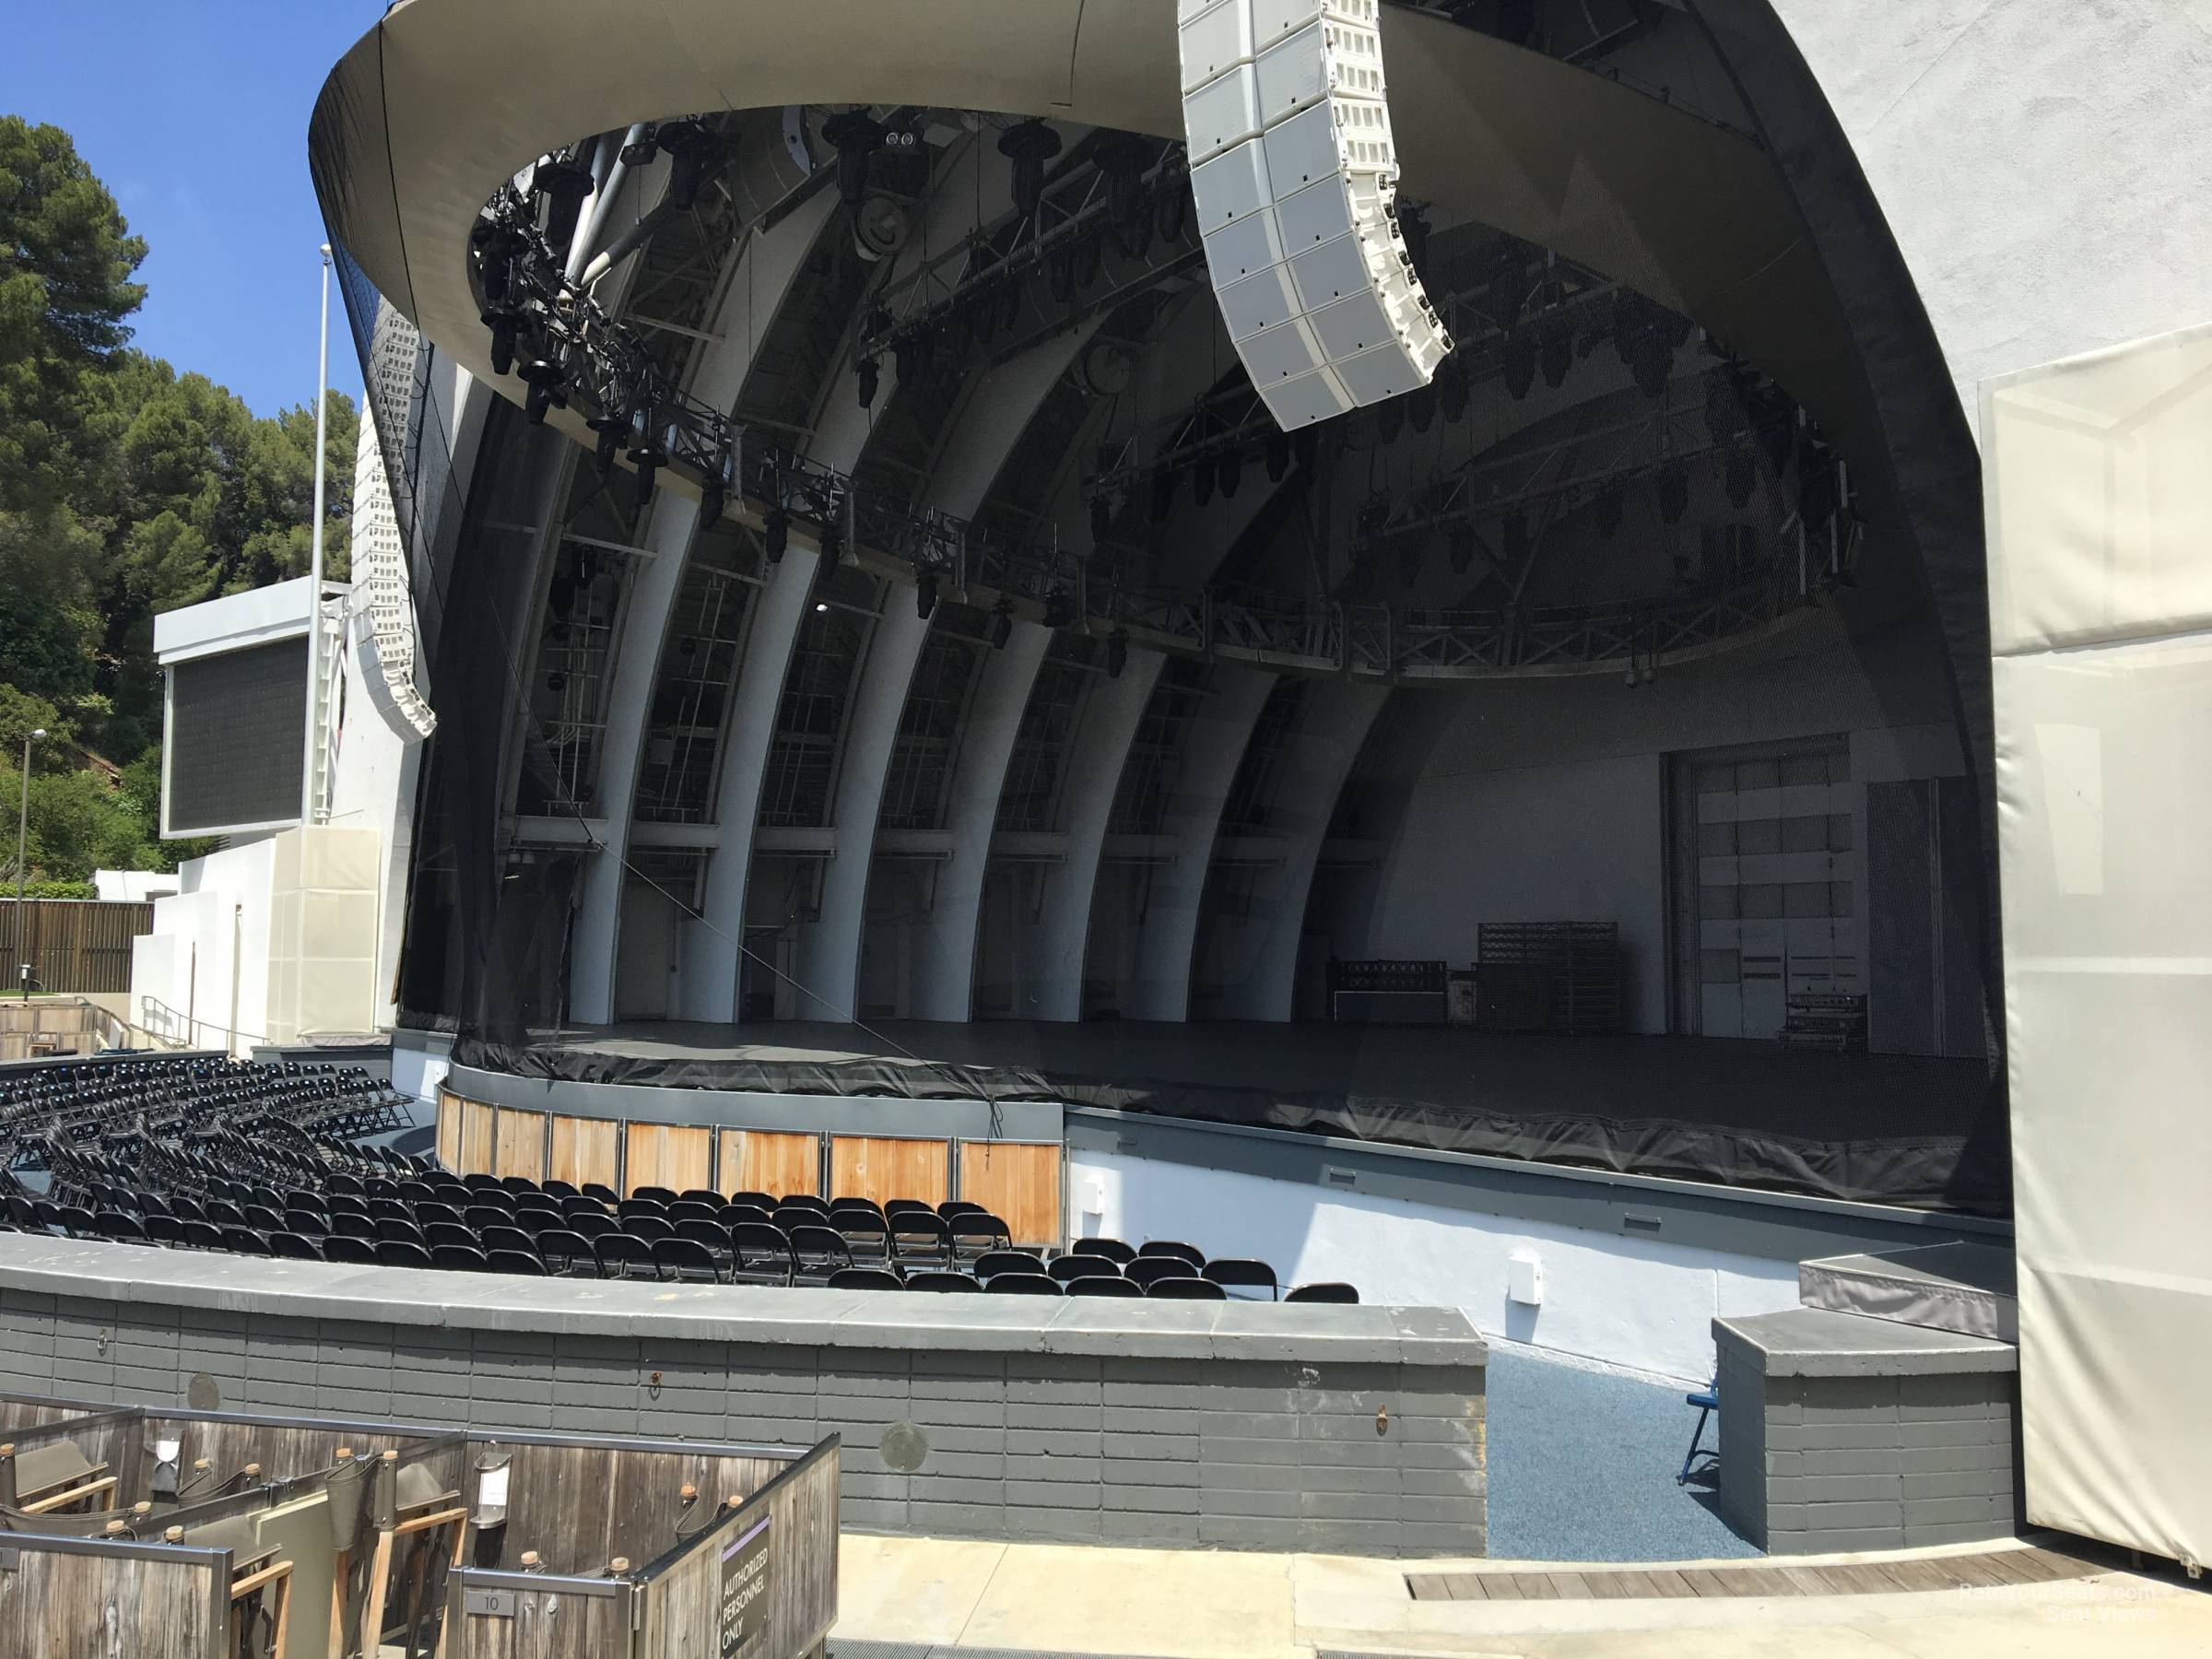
[14,726,43,1000]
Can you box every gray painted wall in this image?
[0,1240,1485,1558]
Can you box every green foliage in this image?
[17,879,95,900]
[0,117,356,881]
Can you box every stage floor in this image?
[470,1017,2003,1212]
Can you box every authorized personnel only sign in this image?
[718,1512,772,1656]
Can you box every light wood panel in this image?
[959,1140,1062,1247]
[493,1109,547,1182]
[549,1115,619,1192]
[718,1129,820,1198]
[435,1089,463,1173]
[624,1123,712,1195]
[830,1136,949,1207]
[460,1098,497,1174]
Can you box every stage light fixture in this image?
[1501,332,1536,401]
[1089,493,1115,542]
[1048,246,1076,303]
[1218,448,1243,499]
[1725,445,1757,511]
[1265,429,1291,481]
[1151,466,1182,521]
[1538,312,1574,390]
[822,110,886,206]
[487,312,520,377]
[1447,522,1477,575]
[1193,456,1217,507]
[1106,629,1130,678]
[619,124,661,168]
[1486,244,1532,330]
[531,155,596,250]
[1074,233,1102,292]
[1000,119,1063,219]
[658,118,722,212]
[1501,510,1529,568]
[587,410,629,475]
[1630,334,1674,398]
[1157,178,1191,243]
[700,446,734,532]
[1043,586,1077,629]
[857,356,880,409]
[1376,395,1405,443]
[1673,549,1693,583]
[763,506,791,564]
[1181,0,1453,429]
[1595,484,1625,539]
[1437,351,1468,423]
[1096,135,1153,231]
[990,594,1015,650]
[1656,462,1688,525]
[916,567,939,620]
[1406,382,1435,433]
[1397,543,1422,587]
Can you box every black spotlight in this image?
[1150,466,1182,521]
[1437,352,1469,423]
[1047,245,1075,304]
[1377,396,1406,444]
[1502,511,1529,567]
[990,595,1015,650]
[1156,178,1189,243]
[1595,485,1625,539]
[1292,427,1319,470]
[520,354,567,425]
[619,124,661,167]
[1095,135,1151,230]
[1398,543,1422,588]
[1193,457,1216,508]
[1406,383,1437,434]
[857,356,880,410]
[1089,493,1113,542]
[1265,429,1291,483]
[1673,549,1694,584]
[656,118,723,212]
[1486,244,1532,330]
[531,155,596,249]
[1797,442,1839,528]
[1043,586,1077,629]
[1538,312,1574,390]
[1073,233,1102,292]
[763,506,791,564]
[487,311,520,377]
[999,119,1063,219]
[1447,522,1477,575]
[628,409,670,510]
[1501,333,1537,401]
[916,566,939,621]
[1657,462,1689,524]
[1630,332,1674,399]
[1217,449,1242,500]
[1105,629,1129,679]
[1725,445,1757,511]
[821,109,886,206]
[587,410,629,475]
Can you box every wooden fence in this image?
[1,900,154,994]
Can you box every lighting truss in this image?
[469,156,1817,681]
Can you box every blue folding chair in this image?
[1678,1376,1719,1485]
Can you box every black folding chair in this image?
[374,1239,432,1269]
[1203,1258,1278,1300]
[594,1233,664,1281]
[1124,1256,1190,1290]
[904,1271,981,1293]
[675,1218,735,1270]
[1073,1237,1135,1265]
[618,1197,669,1227]
[730,1223,796,1287]
[321,1234,377,1265]
[630,1184,679,1206]
[535,1228,597,1276]
[625,1215,675,1244]
[268,1231,325,1262]
[729,1191,776,1211]
[463,1206,512,1233]
[836,1215,893,1266]
[776,1194,830,1218]
[488,1250,547,1277]
[92,1210,145,1241]
[986,1273,1061,1296]
[653,1237,724,1284]
[479,1224,539,1258]
[830,1267,904,1290]
[568,1211,618,1240]
[423,1221,477,1253]
[936,1199,985,1219]
[431,1243,491,1273]
[947,1212,1011,1261]
[975,1249,1046,1280]
[1048,1254,1121,1285]
[1285,1281,1359,1303]
[1067,1275,1144,1298]
[1146,1277,1227,1300]
[890,1213,956,1271]
[1138,1240,1206,1271]
[787,1225,853,1286]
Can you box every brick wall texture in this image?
[0,1288,1487,1557]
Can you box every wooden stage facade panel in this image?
[493,1106,547,1182]
[959,1139,1061,1247]
[625,1122,713,1194]
[719,1128,819,1196]
[549,1113,620,1191]
[830,1135,949,1207]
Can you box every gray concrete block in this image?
[1797,1498,1905,1530]
[1104,1483,1199,1514]
[1103,1430,1197,1460]
[1802,1473,1901,1505]
[1006,1402,1102,1433]
[1790,1525,1905,1553]
[1904,1494,2004,1528]
[918,1476,1005,1505]
[906,1500,1000,1534]
[1004,1479,1101,1510]
[1298,1463,1401,1495]
[1206,1487,1301,1518]
[1006,1428,1100,1458]
[1803,1448,1902,1477]
[1100,1459,1198,1488]
[1904,1469,2005,1502]
[1100,1509,1199,1543]
[1300,1489,1400,1523]
[1006,1453,1099,1483]
[1198,1515,1307,1549]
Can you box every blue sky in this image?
[6,2,388,417]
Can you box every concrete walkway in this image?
[835,1533,2212,1658]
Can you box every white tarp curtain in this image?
[1986,321,2212,1571]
